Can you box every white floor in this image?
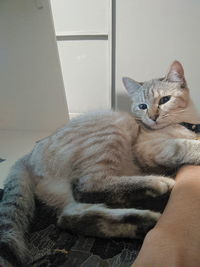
[0,130,50,188]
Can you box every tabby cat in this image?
[1,61,200,265]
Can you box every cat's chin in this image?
[143,122,168,130]
[140,119,170,130]
[151,124,164,130]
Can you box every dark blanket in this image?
[0,189,142,267]
[0,188,170,267]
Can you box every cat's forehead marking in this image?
[140,80,156,101]
[134,79,183,105]
[144,80,181,99]
[134,90,146,103]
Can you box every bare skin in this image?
[131,165,200,267]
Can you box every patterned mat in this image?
[0,190,142,267]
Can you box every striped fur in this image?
[0,157,35,265]
[1,61,200,265]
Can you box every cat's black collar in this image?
[180,122,200,133]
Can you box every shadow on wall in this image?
[116,93,132,112]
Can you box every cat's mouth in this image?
[141,119,167,130]
[136,116,168,130]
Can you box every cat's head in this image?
[123,61,193,129]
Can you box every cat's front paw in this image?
[146,177,175,198]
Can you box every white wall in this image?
[57,40,109,113]
[116,0,200,112]
[50,0,112,115]
[50,0,109,33]
[0,0,68,131]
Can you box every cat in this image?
[1,60,200,265]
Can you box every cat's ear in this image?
[165,61,186,87]
[122,77,141,96]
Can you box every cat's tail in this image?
[0,156,35,266]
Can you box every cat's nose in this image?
[150,114,159,121]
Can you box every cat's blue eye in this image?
[159,96,171,105]
[138,104,147,110]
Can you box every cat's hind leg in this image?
[57,202,160,239]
